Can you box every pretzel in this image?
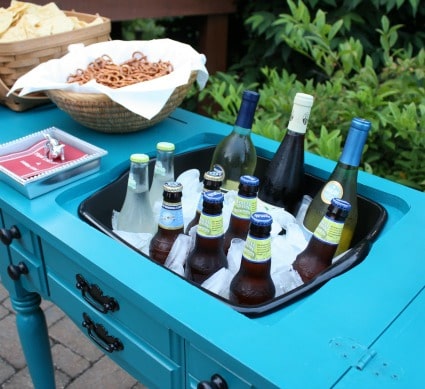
[66,52,173,88]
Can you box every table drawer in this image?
[49,273,183,389]
[41,240,178,358]
[187,344,255,389]
[1,211,48,294]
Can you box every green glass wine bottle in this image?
[210,90,260,191]
[303,117,371,256]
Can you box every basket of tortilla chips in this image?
[0,1,110,111]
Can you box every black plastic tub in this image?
[78,146,387,317]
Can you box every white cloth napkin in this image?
[8,39,209,119]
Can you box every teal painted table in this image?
[1,103,424,388]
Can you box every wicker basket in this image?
[46,71,197,133]
[0,11,111,112]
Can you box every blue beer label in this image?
[158,202,184,230]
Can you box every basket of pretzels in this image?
[9,39,209,133]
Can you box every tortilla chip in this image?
[0,1,103,42]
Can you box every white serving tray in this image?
[0,127,107,198]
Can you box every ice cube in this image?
[201,267,233,299]
[164,234,192,276]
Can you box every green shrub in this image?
[199,1,425,191]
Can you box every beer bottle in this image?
[293,198,351,283]
[117,154,156,234]
[185,191,228,284]
[149,142,175,207]
[229,212,275,306]
[149,182,184,265]
[210,90,260,191]
[185,169,223,234]
[303,118,371,255]
[258,93,314,215]
[223,175,259,255]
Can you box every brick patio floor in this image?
[0,281,147,389]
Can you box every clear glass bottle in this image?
[117,154,155,234]
[257,93,314,215]
[185,169,223,234]
[210,90,260,191]
[185,191,228,284]
[223,175,259,255]
[229,212,275,305]
[303,117,371,255]
[149,181,184,265]
[149,142,175,207]
[293,198,351,283]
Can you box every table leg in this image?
[11,290,55,389]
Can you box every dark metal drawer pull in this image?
[0,225,21,246]
[7,262,29,280]
[82,312,124,353]
[76,274,119,314]
[198,374,228,389]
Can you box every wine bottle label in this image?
[158,202,184,230]
[232,196,257,219]
[243,235,271,262]
[288,105,312,134]
[320,180,343,204]
[313,218,344,245]
[197,214,224,238]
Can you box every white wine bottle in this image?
[303,117,371,255]
[210,90,260,191]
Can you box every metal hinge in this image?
[329,337,403,382]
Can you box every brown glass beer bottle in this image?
[223,175,259,255]
[185,169,223,234]
[292,198,351,283]
[185,191,228,284]
[149,182,184,265]
[229,212,275,305]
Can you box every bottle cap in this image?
[236,90,260,129]
[242,90,260,104]
[250,212,273,226]
[240,175,260,187]
[204,169,224,182]
[294,93,314,107]
[351,118,371,132]
[339,118,371,166]
[203,191,224,203]
[163,181,183,192]
[329,198,352,218]
[288,93,314,134]
[156,142,175,152]
[130,153,149,163]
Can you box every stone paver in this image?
[0,282,148,388]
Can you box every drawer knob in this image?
[198,374,228,389]
[82,312,124,353]
[76,274,120,314]
[0,225,21,246]
[7,262,29,280]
